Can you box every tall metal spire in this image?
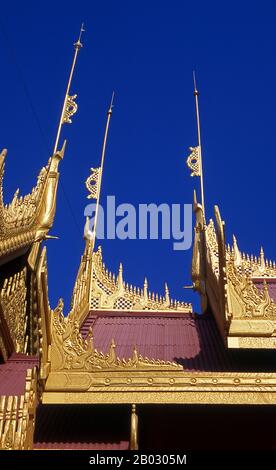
[85,92,115,250]
[186,72,205,219]
[193,71,205,218]
[53,23,85,154]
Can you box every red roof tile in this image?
[34,441,129,450]
[254,278,276,302]
[34,404,130,450]
[0,353,38,395]
[81,311,276,372]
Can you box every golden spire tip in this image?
[193,70,199,96]
[108,91,115,114]
[74,22,85,49]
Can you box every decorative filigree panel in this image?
[201,206,276,344]
[3,165,48,230]
[0,267,28,353]
[70,244,192,323]
[205,219,219,278]
[227,258,276,319]
[89,247,192,312]
[51,299,182,372]
[0,143,65,261]
[226,238,276,278]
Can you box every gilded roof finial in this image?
[84,215,93,241]
[108,91,115,115]
[117,262,124,289]
[85,92,115,251]
[143,277,148,301]
[193,71,205,219]
[165,282,170,305]
[74,22,85,49]
[53,23,85,154]
[233,234,241,266]
[186,72,205,219]
[260,246,265,271]
[193,70,199,96]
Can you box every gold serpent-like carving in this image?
[227,259,276,318]
[51,299,182,372]
[4,166,48,230]
[0,143,65,261]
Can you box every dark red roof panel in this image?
[34,404,130,450]
[0,353,38,395]
[254,278,276,302]
[34,441,129,450]
[81,311,276,372]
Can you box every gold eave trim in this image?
[43,370,276,405]
[42,390,276,405]
[227,336,276,348]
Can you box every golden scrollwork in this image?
[205,219,219,278]
[227,240,276,278]
[70,245,192,324]
[42,389,276,405]
[227,253,276,319]
[186,146,201,177]
[0,143,66,261]
[199,204,276,346]
[85,167,101,199]
[3,166,48,230]
[0,267,28,353]
[35,246,52,381]
[62,94,78,124]
[51,299,182,372]
[89,246,191,312]
[43,368,276,405]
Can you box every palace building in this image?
[1,28,276,451]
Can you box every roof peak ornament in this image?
[70,246,192,321]
[53,23,85,154]
[50,300,182,372]
[186,71,205,219]
[84,92,115,248]
[233,234,241,267]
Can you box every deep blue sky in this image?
[1,1,276,312]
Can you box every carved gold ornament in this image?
[70,246,192,322]
[0,267,28,353]
[85,167,102,200]
[186,146,201,177]
[227,258,276,319]
[199,205,276,345]
[0,143,66,261]
[4,166,48,230]
[205,219,220,278]
[51,299,182,372]
[62,94,78,124]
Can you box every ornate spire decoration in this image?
[70,246,192,323]
[49,301,183,373]
[233,234,241,267]
[53,23,85,154]
[85,167,102,199]
[186,146,201,177]
[165,283,170,305]
[85,92,115,249]
[117,262,124,290]
[186,72,205,218]
[143,277,148,303]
